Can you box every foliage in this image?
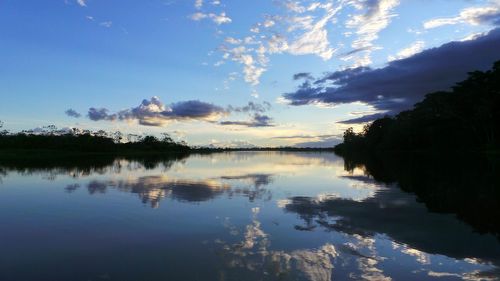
[335,60,500,153]
[0,125,189,154]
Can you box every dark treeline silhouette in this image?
[335,61,500,153]
[193,146,334,152]
[338,152,500,238]
[0,124,190,155]
[0,153,189,185]
[0,123,335,154]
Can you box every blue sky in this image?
[1,0,499,147]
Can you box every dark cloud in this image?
[293,72,314,81]
[88,108,117,121]
[86,98,277,127]
[219,113,274,127]
[340,46,375,57]
[65,109,82,118]
[283,28,500,124]
[168,100,226,118]
[316,66,370,84]
[227,101,272,113]
[476,11,500,26]
[88,97,226,126]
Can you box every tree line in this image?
[335,60,500,153]
[0,124,189,154]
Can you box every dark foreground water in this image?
[0,152,499,281]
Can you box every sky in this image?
[1,0,499,147]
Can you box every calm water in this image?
[0,152,499,281]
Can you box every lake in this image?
[0,152,499,281]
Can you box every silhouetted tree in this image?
[335,60,500,153]
[0,125,189,154]
[0,121,7,136]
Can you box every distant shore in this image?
[0,147,335,159]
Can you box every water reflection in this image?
[339,152,500,237]
[65,175,273,208]
[0,152,499,281]
[215,208,339,281]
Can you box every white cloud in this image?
[263,19,276,28]
[195,0,203,10]
[283,1,306,13]
[388,40,425,61]
[76,0,86,7]
[424,5,500,29]
[344,0,401,66]
[189,12,232,25]
[225,37,242,44]
[99,21,113,28]
[211,1,342,87]
[190,12,208,21]
[219,45,266,85]
[194,0,399,87]
[210,12,232,25]
[287,3,341,60]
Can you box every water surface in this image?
[0,152,498,281]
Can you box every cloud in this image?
[190,12,208,21]
[282,1,307,13]
[212,2,341,86]
[218,44,266,85]
[85,98,276,128]
[211,12,232,24]
[293,72,314,81]
[388,40,425,62]
[286,3,341,60]
[337,113,387,124]
[189,12,232,25]
[282,28,500,124]
[88,97,227,126]
[424,5,500,29]
[271,134,342,148]
[219,114,275,127]
[294,136,343,148]
[88,108,117,122]
[227,101,272,113]
[225,37,242,45]
[65,109,82,118]
[343,0,400,66]
[195,0,203,10]
[76,0,86,7]
[280,134,342,147]
[272,134,340,140]
[99,21,113,28]
[208,140,257,149]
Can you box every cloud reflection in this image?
[67,173,274,208]
[215,208,340,281]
